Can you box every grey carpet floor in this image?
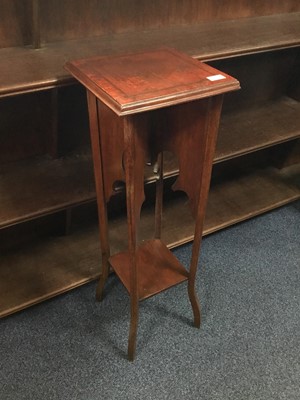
[1,201,299,400]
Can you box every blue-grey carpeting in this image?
[1,201,299,400]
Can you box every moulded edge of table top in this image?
[0,96,299,229]
[0,12,299,97]
[65,47,240,116]
[0,163,299,318]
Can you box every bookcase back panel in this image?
[38,0,300,44]
[0,0,32,49]
[288,52,300,101]
[0,92,53,164]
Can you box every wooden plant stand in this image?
[65,48,239,360]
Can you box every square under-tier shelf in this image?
[109,239,189,300]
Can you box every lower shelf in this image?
[109,239,188,301]
[0,164,299,317]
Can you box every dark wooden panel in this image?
[39,0,300,43]
[273,139,300,168]
[0,91,54,163]
[0,13,299,97]
[288,52,300,101]
[57,85,90,155]
[0,0,32,48]
[279,162,300,189]
[0,213,64,252]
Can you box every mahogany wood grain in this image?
[65,48,239,115]
[66,48,239,359]
[96,101,126,202]
[189,95,224,328]
[122,114,148,360]
[150,99,222,218]
[86,91,111,302]
[109,239,188,300]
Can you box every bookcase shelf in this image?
[0,13,299,97]
[1,97,299,229]
[0,2,299,317]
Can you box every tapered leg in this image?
[188,95,224,327]
[127,287,139,361]
[188,238,201,328]
[96,253,109,301]
[86,91,111,301]
[123,115,146,360]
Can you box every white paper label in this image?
[206,74,226,82]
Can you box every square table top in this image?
[65,47,240,116]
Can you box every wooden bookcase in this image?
[0,1,299,317]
